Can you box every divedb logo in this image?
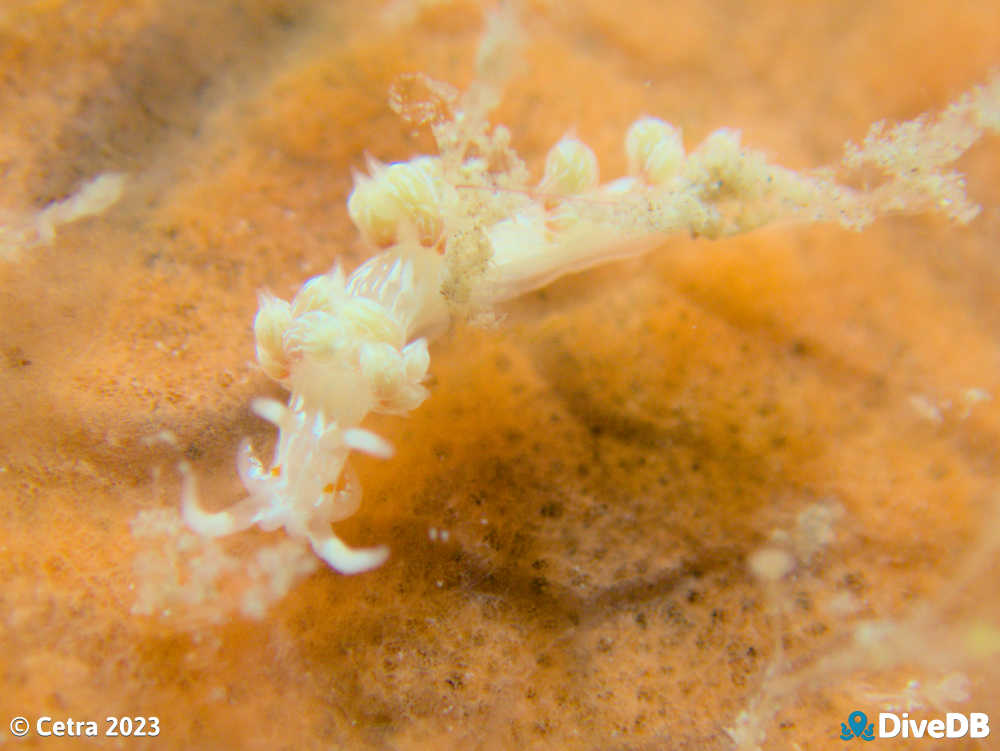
[841,710,990,741]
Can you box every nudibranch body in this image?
[176,67,998,579]
[175,112,810,575]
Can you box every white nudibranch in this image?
[176,62,985,588]
[140,10,999,622]
[177,113,750,579]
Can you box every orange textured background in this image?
[1,1,999,748]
